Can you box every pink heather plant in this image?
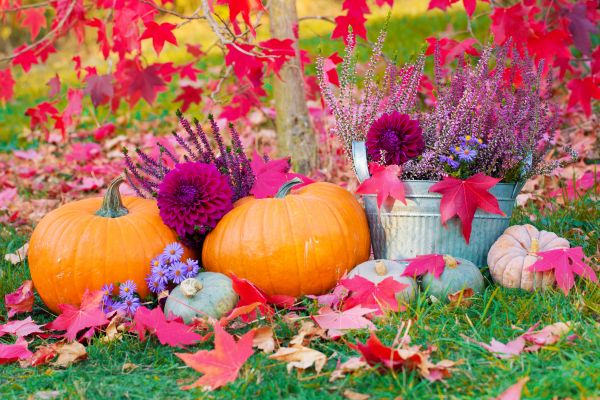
[317,27,425,159]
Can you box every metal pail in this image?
[352,141,522,266]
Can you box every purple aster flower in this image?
[150,256,163,270]
[146,273,167,294]
[366,111,425,166]
[119,280,137,299]
[103,298,124,314]
[122,296,141,317]
[162,242,184,264]
[458,147,477,162]
[183,258,200,278]
[439,155,459,169]
[151,264,169,285]
[101,283,114,301]
[157,162,234,244]
[168,261,187,284]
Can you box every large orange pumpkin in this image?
[202,178,371,297]
[28,175,193,313]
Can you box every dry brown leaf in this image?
[4,242,28,265]
[268,344,326,373]
[290,320,327,346]
[447,288,475,308]
[252,326,276,354]
[329,357,368,382]
[52,342,87,368]
[122,362,138,372]
[27,390,62,400]
[343,390,370,400]
[101,316,124,343]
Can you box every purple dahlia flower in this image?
[157,162,233,242]
[366,112,425,166]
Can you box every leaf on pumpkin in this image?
[355,163,406,211]
[176,324,255,391]
[5,280,35,318]
[0,316,43,338]
[249,152,312,199]
[402,254,449,279]
[529,247,598,295]
[46,290,109,341]
[340,275,407,315]
[0,337,32,365]
[252,326,276,354]
[132,306,202,347]
[229,275,274,322]
[493,377,530,400]
[4,242,28,265]
[312,306,377,338]
[329,357,369,382]
[268,344,327,373]
[52,342,88,368]
[429,173,504,243]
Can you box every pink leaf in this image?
[340,276,408,315]
[402,254,450,279]
[46,290,110,341]
[0,337,32,365]
[0,69,15,102]
[5,280,34,318]
[21,8,47,40]
[249,152,312,199]
[355,163,406,211]
[493,377,530,400]
[0,188,18,211]
[0,317,43,338]
[529,247,598,295]
[132,306,202,347]
[312,305,376,338]
[93,123,116,141]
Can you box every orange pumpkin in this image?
[28,175,193,313]
[202,178,371,297]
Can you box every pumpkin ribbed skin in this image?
[202,182,371,297]
[421,257,484,300]
[29,196,193,313]
[487,224,569,291]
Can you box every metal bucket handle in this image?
[352,141,370,183]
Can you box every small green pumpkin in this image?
[421,256,484,301]
[347,259,418,303]
[164,272,238,323]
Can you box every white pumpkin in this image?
[487,224,569,291]
[347,259,418,303]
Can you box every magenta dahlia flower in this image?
[366,112,425,166]
[157,162,233,243]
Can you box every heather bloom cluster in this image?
[403,41,572,181]
[101,280,141,317]
[123,111,254,202]
[317,27,425,159]
[145,242,200,294]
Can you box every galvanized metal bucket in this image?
[352,141,523,267]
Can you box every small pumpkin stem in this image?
[529,238,540,254]
[95,175,129,218]
[374,260,388,276]
[443,255,458,269]
[180,278,203,297]
[275,177,304,198]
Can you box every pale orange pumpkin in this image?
[487,224,569,291]
[202,178,371,297]
[28,175,193,313]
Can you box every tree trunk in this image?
[268,0,317,175]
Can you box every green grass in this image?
[1,190,598,399]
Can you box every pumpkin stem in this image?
[443,255,458,269]
[374,260,388,276]
[275,177,304,198]
[95,175,129,218]
[529,238,539,254]
[180,278,203,297]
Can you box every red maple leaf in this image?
[47,74,60,97]
[225,43,263,81]
[140,21,177,55]
[0,337,32,365]
[402,254,450,279]
[12,45,38,72]
[526,29,572,72]
[249,152,312,199]
[93,123,116,141]
[342,0,370,17]
[312,305,376,338]
[230,274,273,322]
[340,275,408,315]
[529,247,598,295]
[259,38,295,75]
[176,324,255,390]
[427,0,456,13]
[46,290,109,341]
[186,43,204,58]
[429,173,504,243]
[591,47,600,75]
[84,74,113,108]
[425,37,479,65]
[125,63,166,105]
[0,69,15,102]
[331,13,367,42]
[219,0,265,36]
[34,41,56,62]
[21,8,46,40]
[355,163,406,211]
[86,18,111,59]
[4,280,34,318]
[133,306,202,347]
[179,63,202,81]
[490,3,530,45]
[566,2,599,56]
[567,77,600,117]
[0,316,43,338]
[375,0,393,6]
[175,85,203,112]
[350,332,422,370]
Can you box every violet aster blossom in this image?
[439,155,459,169]
[366,111,425,166]
[162,242,183,264]
[119,280,137,299]
[151,264,169,285]
[168,261,187,284]
[101,283,114,302]
[103,298,124,314]
[183,258,200,278]
[457,147,477,162]
[122,296,140,317]
[146,273,167,294]
[157,162,233,244]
